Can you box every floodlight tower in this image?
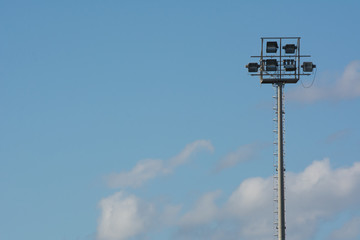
[246,37,315,240]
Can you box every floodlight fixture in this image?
[282,44,297,54]
[283,59,296,71]
[246,62,260,72]
[301,62,316,72]
[265,59,278,71]
[266,41,278,53]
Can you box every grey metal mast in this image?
[277,83,285,240]
[246,37,316,240]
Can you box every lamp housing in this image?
[301,62,316,72]
[282,44,297,54]
[265,59,278,71]
[266,41,279,53]
[283,59,296,71]
[246,62,260,72]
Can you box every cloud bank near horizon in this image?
[97,158,360,240]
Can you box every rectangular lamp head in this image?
[246,62,260,72]
[265,59,278,71]
[266,41,279,53]
[302,62,316,72]
[283,59,296,71]
[283,44,297,54]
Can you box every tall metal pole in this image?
[246,37,315,240]
[277,83,285,240]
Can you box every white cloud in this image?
[97,192,155,240]
[179,190,221,226]
[215,143,265,172]
[177,159,360,240]
[106,140,214,188]
[288,60,360,103]
[328,216,360,240]
[98,157,360,240]
[97,192,182,240]
[222,177,274,240]
[226,177,272,217]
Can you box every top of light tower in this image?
[246,37,316,84]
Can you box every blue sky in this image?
[1,1,360,240]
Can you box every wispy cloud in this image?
[106,140,214,188]
[167,140,214,171]
[215,143,266,172]
[325,128,351,144]
[287,60,360,103]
